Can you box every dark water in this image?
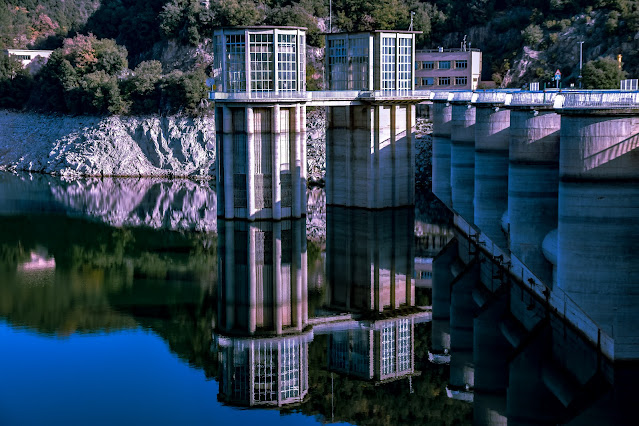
[0,172,468,426]
[4,171,634,425]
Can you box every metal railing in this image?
[558,91,639,109]
[210,89,433,102]
[210,91,310,101]
[510,91,559,106]
[453,213,615,361]
[450,91,474,102]
[473,91,512,105]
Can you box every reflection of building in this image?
[326,207,415,313]
[414,257,432,288]
[328,317,417,383]
[215,217,309,408]
[415,48,481,90]
[217,219,307,335]
[217,334,311,407]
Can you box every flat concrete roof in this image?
[214,26,307,31]
[325,30,422,35]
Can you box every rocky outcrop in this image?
[306,108,326,185]
[0,111,216,178]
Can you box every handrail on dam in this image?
[557,91,639,109]
[453,214,615,361]
[510,91,559,106]
[209,89,433,103]
[209,88,639,110]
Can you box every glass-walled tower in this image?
[213,27,307,220]
[325,31,416,91]
[324,31,419,209]
[212,27,306,94]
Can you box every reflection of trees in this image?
[284,324,472,425]
[0,214,218,376]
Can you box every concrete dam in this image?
[430,89,639,424]
[206,24,638,421]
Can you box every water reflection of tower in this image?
[326,207,415,313]
[215,219,310,407]
[325,207,423,383]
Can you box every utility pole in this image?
[409,11,415,31]
[579,41,584,89]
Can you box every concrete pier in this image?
[430,239,457,362]
[431,92,453,205]
[326,104,415,208]
[449,254,479,391]
[217,219,308,336]
[507,92,560,286]
[211,27,308,220]
[473,295,510,426]
[217,104,307,220]
[326,206,415,313]
[450,91,476,223]
[473,92,511,249]
[556,92,639,357]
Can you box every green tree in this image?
[123,60,163,114]
[582,56,627,89]
[159,0,216,45]
[214,0,264,26]
[74,70,127,114]
[0,53,33,108]
[265,5,323,47]
[521,24,544,47]
[159,67,209,115]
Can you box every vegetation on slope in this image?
[1,0,638,116]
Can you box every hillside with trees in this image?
[1,0,639,115]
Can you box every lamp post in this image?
[329,0,332,33]
[578,41,584,89]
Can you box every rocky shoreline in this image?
[0,109,431,188]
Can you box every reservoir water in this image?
[0,171,634,425]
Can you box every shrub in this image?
[582,56,627,89]
[521,24,543,47]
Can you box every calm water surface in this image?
[0,172,465,426]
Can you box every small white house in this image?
[4,49,54,71]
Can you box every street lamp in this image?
[578,41,584,89]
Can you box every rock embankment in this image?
[306,108,326,185]
[0,111,216,178]
[0,110,430,189]
[415,118,433,190]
